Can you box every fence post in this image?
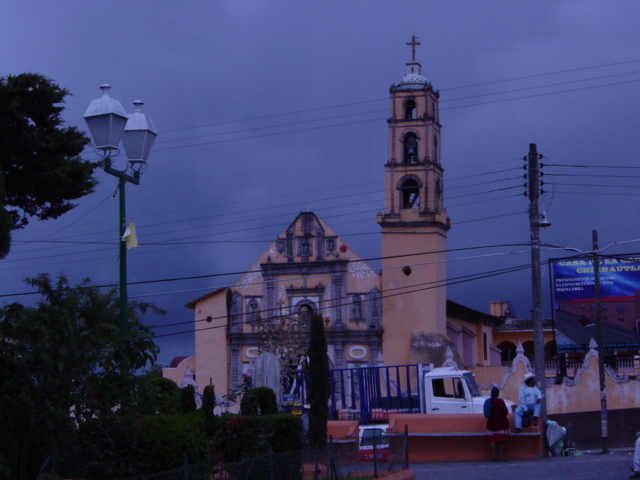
[403,424,409,470]
[182,452,188,480]
[313,445,320,480]
[329,435,338,480]
[268,444,274,480]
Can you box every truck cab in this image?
[421,366,515,414]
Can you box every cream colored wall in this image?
[381,229,447,366]
[470,345,640,415]
[193,290,229,395]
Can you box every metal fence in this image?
[114,432,409,480]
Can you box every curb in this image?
[381,470,416,480]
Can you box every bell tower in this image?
[377,36,450,366]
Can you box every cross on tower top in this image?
[406,35,421,62]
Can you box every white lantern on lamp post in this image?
[83,85,157,378]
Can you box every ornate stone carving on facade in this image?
[256,304,308,373]
[180,366,202,407]
[490,340,532,391]
[441,346,459,369]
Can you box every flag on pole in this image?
[122,221,138,250]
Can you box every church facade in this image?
[164,39,505,397]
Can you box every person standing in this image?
[485,387,510,461]
[630,431,640,479]
[514,372,542,433]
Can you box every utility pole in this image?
[526,143,547,433]
[592,230,608,454]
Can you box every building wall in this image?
[380,229,448,366]
[162,356,196,386]
[192,289,229,396]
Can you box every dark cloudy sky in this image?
[2,1,640,365]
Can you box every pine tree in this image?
[307,314,330,448]
[0,73,96,258]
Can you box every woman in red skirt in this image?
[486,386,510,461]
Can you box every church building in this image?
[164,38,505,397]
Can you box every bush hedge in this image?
[240,386,278,416]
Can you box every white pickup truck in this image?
[330,364,515,422]
[420,366,516,414]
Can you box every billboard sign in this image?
[552,256,640,303]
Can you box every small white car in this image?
[358,424,390,462]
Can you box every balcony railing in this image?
[502,357,636,376]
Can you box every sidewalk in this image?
[409,449,636,480]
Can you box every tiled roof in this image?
[493,318,554,332]
[446,300,504,326]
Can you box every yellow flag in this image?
[122,221,138,250]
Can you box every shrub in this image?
[240,386,277,416]
[138,411,209,472]
[61,415,150,480]
[181,384,197,414]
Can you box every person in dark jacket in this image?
[485,387,510,461]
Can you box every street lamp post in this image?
[84,85,157,377]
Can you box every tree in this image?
[0,73,98,258]
[307,314,330,448]
[0,273,163,478]
[181,384,197,414]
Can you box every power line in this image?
[0,242,535,299]
[149,78,640,154]
[153,262,535,338]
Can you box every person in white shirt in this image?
[630,432,640,479]
[514,372,542,433]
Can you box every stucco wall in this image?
[471,342,640,416]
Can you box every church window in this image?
[401,178,420,209]
[326,238,336,252]
[368,289,381,326]
[299,238,312,258]
[247,298,260,324]
[298,303,313,328]
[350,295,363,321]
[230,292,243,333]
[404,98,417,119]
[433,135,438,162]
[403,132,418,164]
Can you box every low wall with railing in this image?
[470,340,640,416]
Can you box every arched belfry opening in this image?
[404,98,417,119]
[403,132,419,164]
[400,177,421,209]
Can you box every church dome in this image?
[393,62,431,91]
[395,73,430,90]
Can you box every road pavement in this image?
[409,449,636,480]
